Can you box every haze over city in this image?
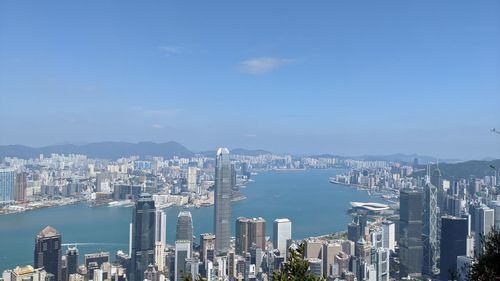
[1,1,500,281]
[1,1,499,159]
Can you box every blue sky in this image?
[0,1,499,159]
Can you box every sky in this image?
[0,1,499,159]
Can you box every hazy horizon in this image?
[1,1,499,160]
[0,139,495,161]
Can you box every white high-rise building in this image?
[206,260,214,281]
[382,221,395,252]
[374,248,390,281]
[187,166,198,193]
[273,218,292,258]
[155,209,167,271]
[155,210,166,244]
[474,205,494,257]
[487,200,500,229]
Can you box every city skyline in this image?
[1,1,499,159]
[1,1,499,280]
[1,146,499,280]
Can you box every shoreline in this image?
[0,198,84,216]
[0,168,376,271]
[329,179,399,204]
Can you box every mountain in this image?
[413,159,500,179]
[0,141,194,160]
[357,153,461,164]
[309,154,346,159]
[230,148,272,156]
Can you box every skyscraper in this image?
[488,200,500,229]
[347,220,360,243]
[235,217,266,256]
[0,169,15,204]
[235,217,250,255]
[273,218,292,257]
[155,209,167,244]
[440,216,468,281]
[474,205,494,257]
[155,209,167,271]
[84,252,109,280]
[381,221,395,252]
[34,226,62,281]
[176,211,193,250]
[399,189,423,278]
[322,241,342,277]
[422,182,439,276]
[66,246,79,277]
[355,238,371,265]
[14,172,27,202]
[199,233,215,264]
[249,217,266,250]
[187,166,197,193]
[373,248,390,281]
[131,193,156,281]
[174,241,191,281]
[214,147,231,253]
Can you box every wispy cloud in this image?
[151,124,164,129]
[158,45,183,57]
[244,133,257,138]
[239,57,296,75]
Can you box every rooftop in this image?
[38,226,59,238]
[216,147,230,156]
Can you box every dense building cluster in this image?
[0,151,362,213]
[332,162,499,281]
[1,151,499,281]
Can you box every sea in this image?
[0,168,385,270]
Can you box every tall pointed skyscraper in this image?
[34,226,62,281]
[176,211,193,250]
[422,181,439,276]
[131,193,156,281]
[214,147,231,253]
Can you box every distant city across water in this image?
[0,169,385,271]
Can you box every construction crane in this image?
[491,128,500,135]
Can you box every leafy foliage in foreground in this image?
[469,228,500,281]
[273,242,324,281]
[182,274,207,281]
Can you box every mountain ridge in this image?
[0,141,193,160]
[0,142,493,165]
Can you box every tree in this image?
[182,274,207,281]
[272,242,324,281]
[469,227,500,281]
